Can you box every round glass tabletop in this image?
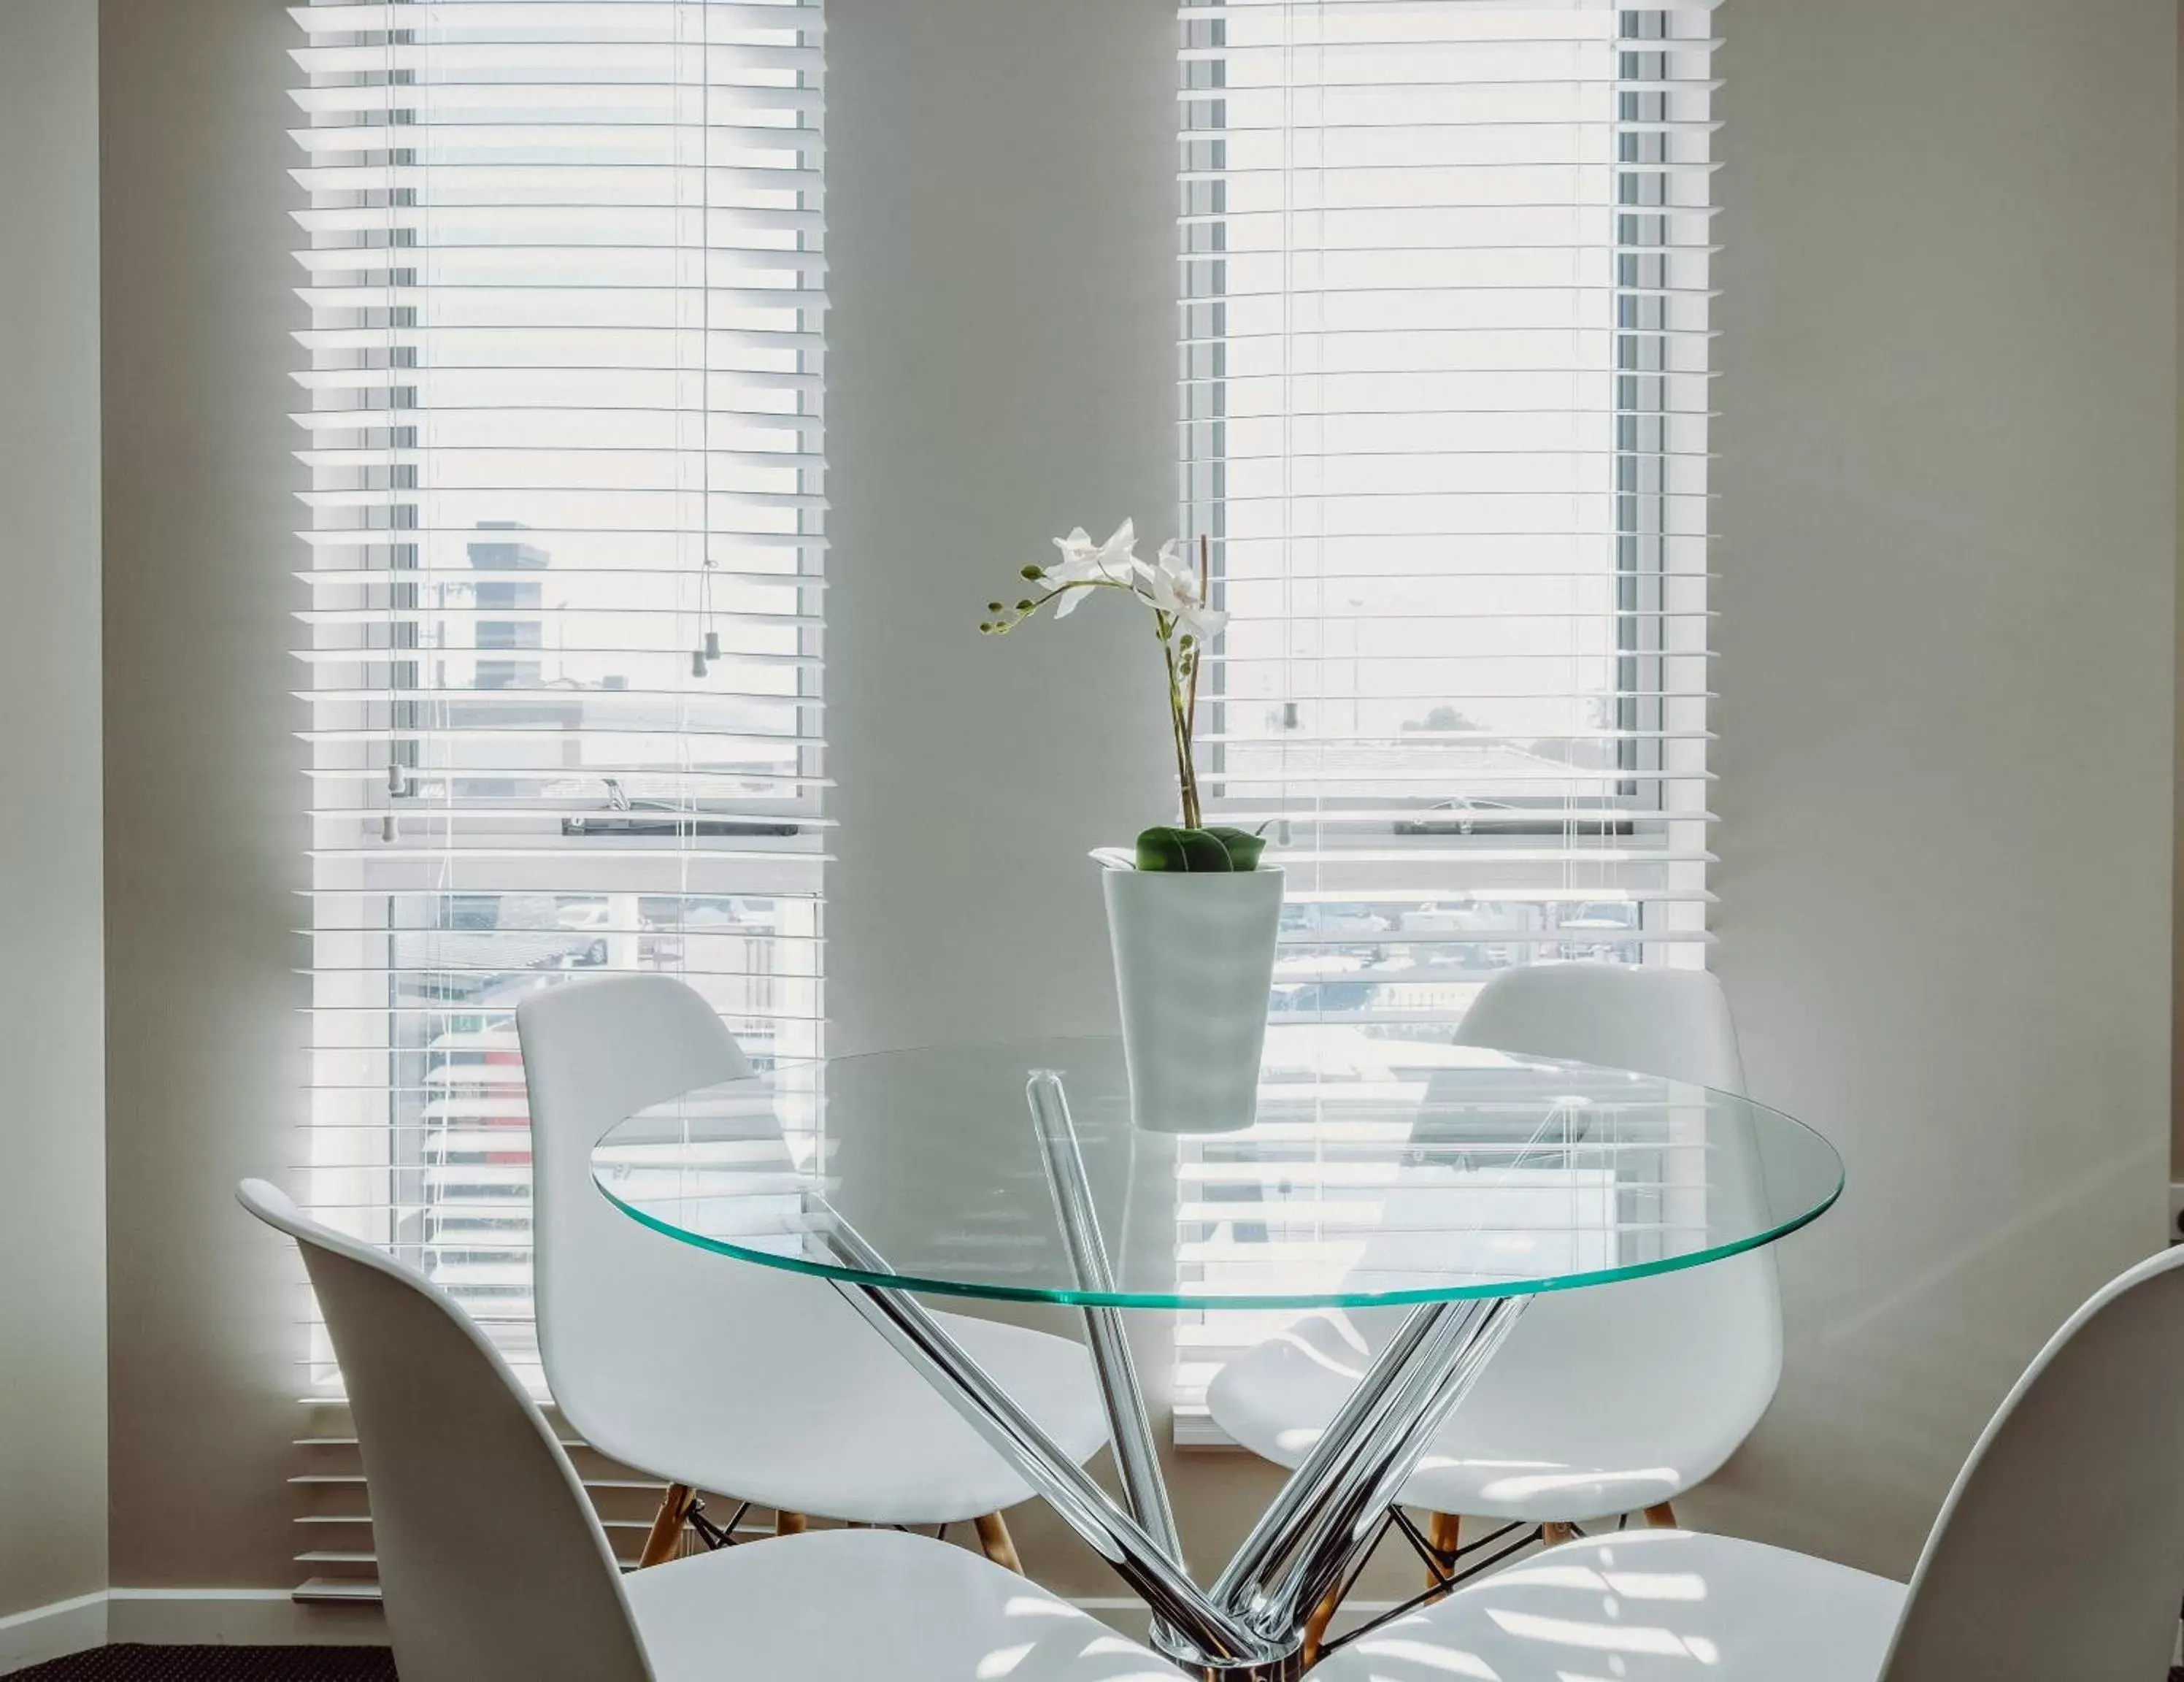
[591,1034,1842,1310]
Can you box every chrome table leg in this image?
[1026,1070,1183,1557]
[1222,1296,1526,1647]
[823,1221,1280,1673]
[823,1071,1531,1682]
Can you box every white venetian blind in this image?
[1173,0,1718,1435]
[288,0,826,1588]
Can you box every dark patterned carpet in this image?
[9,1646,2182,1681]
[10,1650,395,1682]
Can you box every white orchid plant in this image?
[980,519,1265,872]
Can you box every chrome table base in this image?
[826,1072,1528,1681]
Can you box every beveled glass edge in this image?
[590,1129,1845,1312]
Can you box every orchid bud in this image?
[1020,564,1043,580]
[987,601,1004,613]
[1016,599,1035,611]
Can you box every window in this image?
[1174,0,1717,1435]
[292,0,825,1587]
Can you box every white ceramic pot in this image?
[1099,860,1284,1134]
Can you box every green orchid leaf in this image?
[1135,825,1234,872]
[1203,826,1266,872]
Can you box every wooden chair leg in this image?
[1426,1511,1463,1591]
[1642,1502,1678,1529]
[973,1511,1023,1573]
[1301,1578,1342,1667]
[775,1509,808,1537]
[637,1483,697,1569]
[1540,1521,1578,1547]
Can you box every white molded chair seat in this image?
[1318,1240,2184,1682]
[1207,964,1777,1526]
[237,1178,1183,1682]
[518,975,1107,1531]
[1315,1528,1903,1682]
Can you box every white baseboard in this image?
[106,1591,385,1648]
[0,1592,107,1674]
[0,1590,388,1671]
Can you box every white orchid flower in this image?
[1045,519,1143,618]
[1145,537,1227,645]
[979,518,1222,832]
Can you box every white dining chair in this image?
[1205,964,1780,1643]
[236,1180,1182,1682]
[1315,1236,2184,1682]
[515,974,1109,1568]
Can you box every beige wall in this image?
[100,0,310,1591]
[826,0,1179,1061]
[2175,0,2184,1196]
[85,0,2177,1605]
[0,0,109,1627]
[1706,0,2176,1575]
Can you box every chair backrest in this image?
[1451,962,1747,1094]
[1880,1241,2184,1682]
[514,975,753,1420]
[515,975,897,1460]
[1448,961,1778,1481]
[235,1179,652,1682]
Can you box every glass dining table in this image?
[592,1034,1842,1682]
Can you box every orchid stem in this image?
[1163,634,1201,830]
